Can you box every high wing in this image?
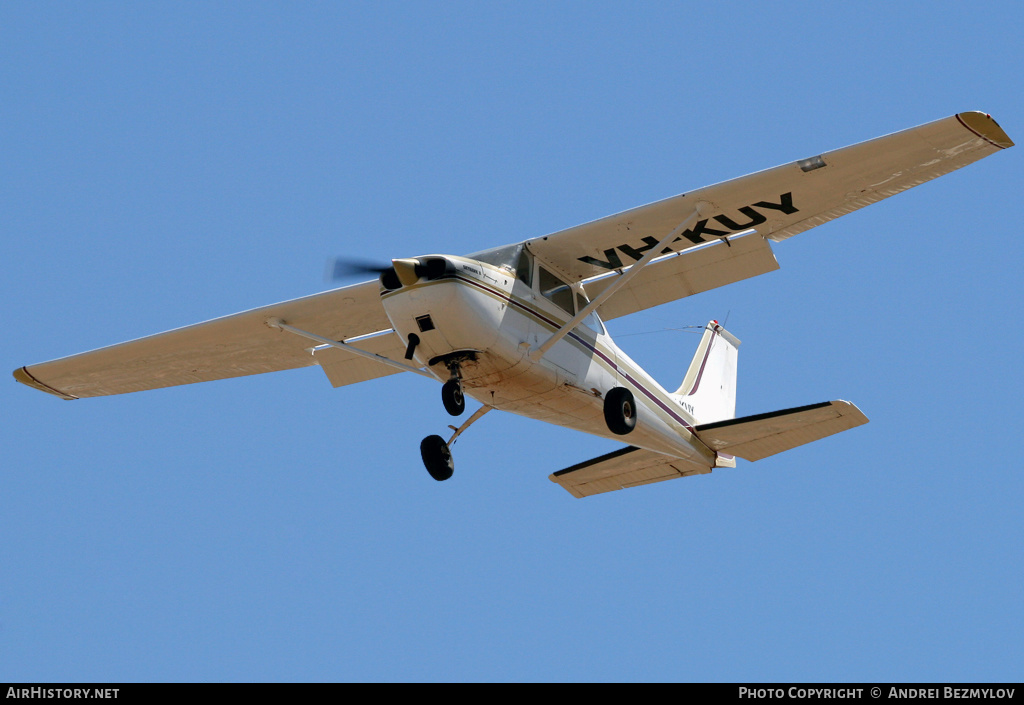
[314,332,407,388]
[15,112,1012,400]
[582,231,779,321]
[493,112,1012,289]
[15,280,397,399]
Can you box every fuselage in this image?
[378,253,718,467]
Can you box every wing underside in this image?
[583,231,778,321]
[313,331,408,388]
[15,279,394,399]
[512,112,1012,284]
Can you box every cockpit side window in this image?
[538,266,574,316]
[515,248,534,289]
[575,291,606,334]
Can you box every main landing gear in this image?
[604,386,637,435]
[420,404,492,482]
[420,434,454,481]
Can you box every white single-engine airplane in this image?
[15,112,1013,497]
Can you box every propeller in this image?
[325,255,451,289]
[325,257,393,282]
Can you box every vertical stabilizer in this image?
[672,321,740,425]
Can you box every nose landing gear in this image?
[439,358,468,416]
[441,379,465,416]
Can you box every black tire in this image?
[604,387,637,435]
[441,379,466,416]
[420,434,454,481]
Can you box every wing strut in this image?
[529,209,701,360]
[266,318,435,380]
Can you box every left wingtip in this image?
[956,112,1014,149]
[13,367,78,400]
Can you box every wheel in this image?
[603,387,637,435]
[441,379,466,416]
[420,434,454,481]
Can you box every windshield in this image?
[467,242,520,269]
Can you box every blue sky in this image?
[2,2,1022,682]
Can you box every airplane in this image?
[14,111,1013,498]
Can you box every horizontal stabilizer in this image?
[549,446,711,498]
[694,400,868,462]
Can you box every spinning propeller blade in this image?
[325,257,392,282]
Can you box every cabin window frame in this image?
[537,264,575,317]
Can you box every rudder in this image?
[672,321,739,425]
